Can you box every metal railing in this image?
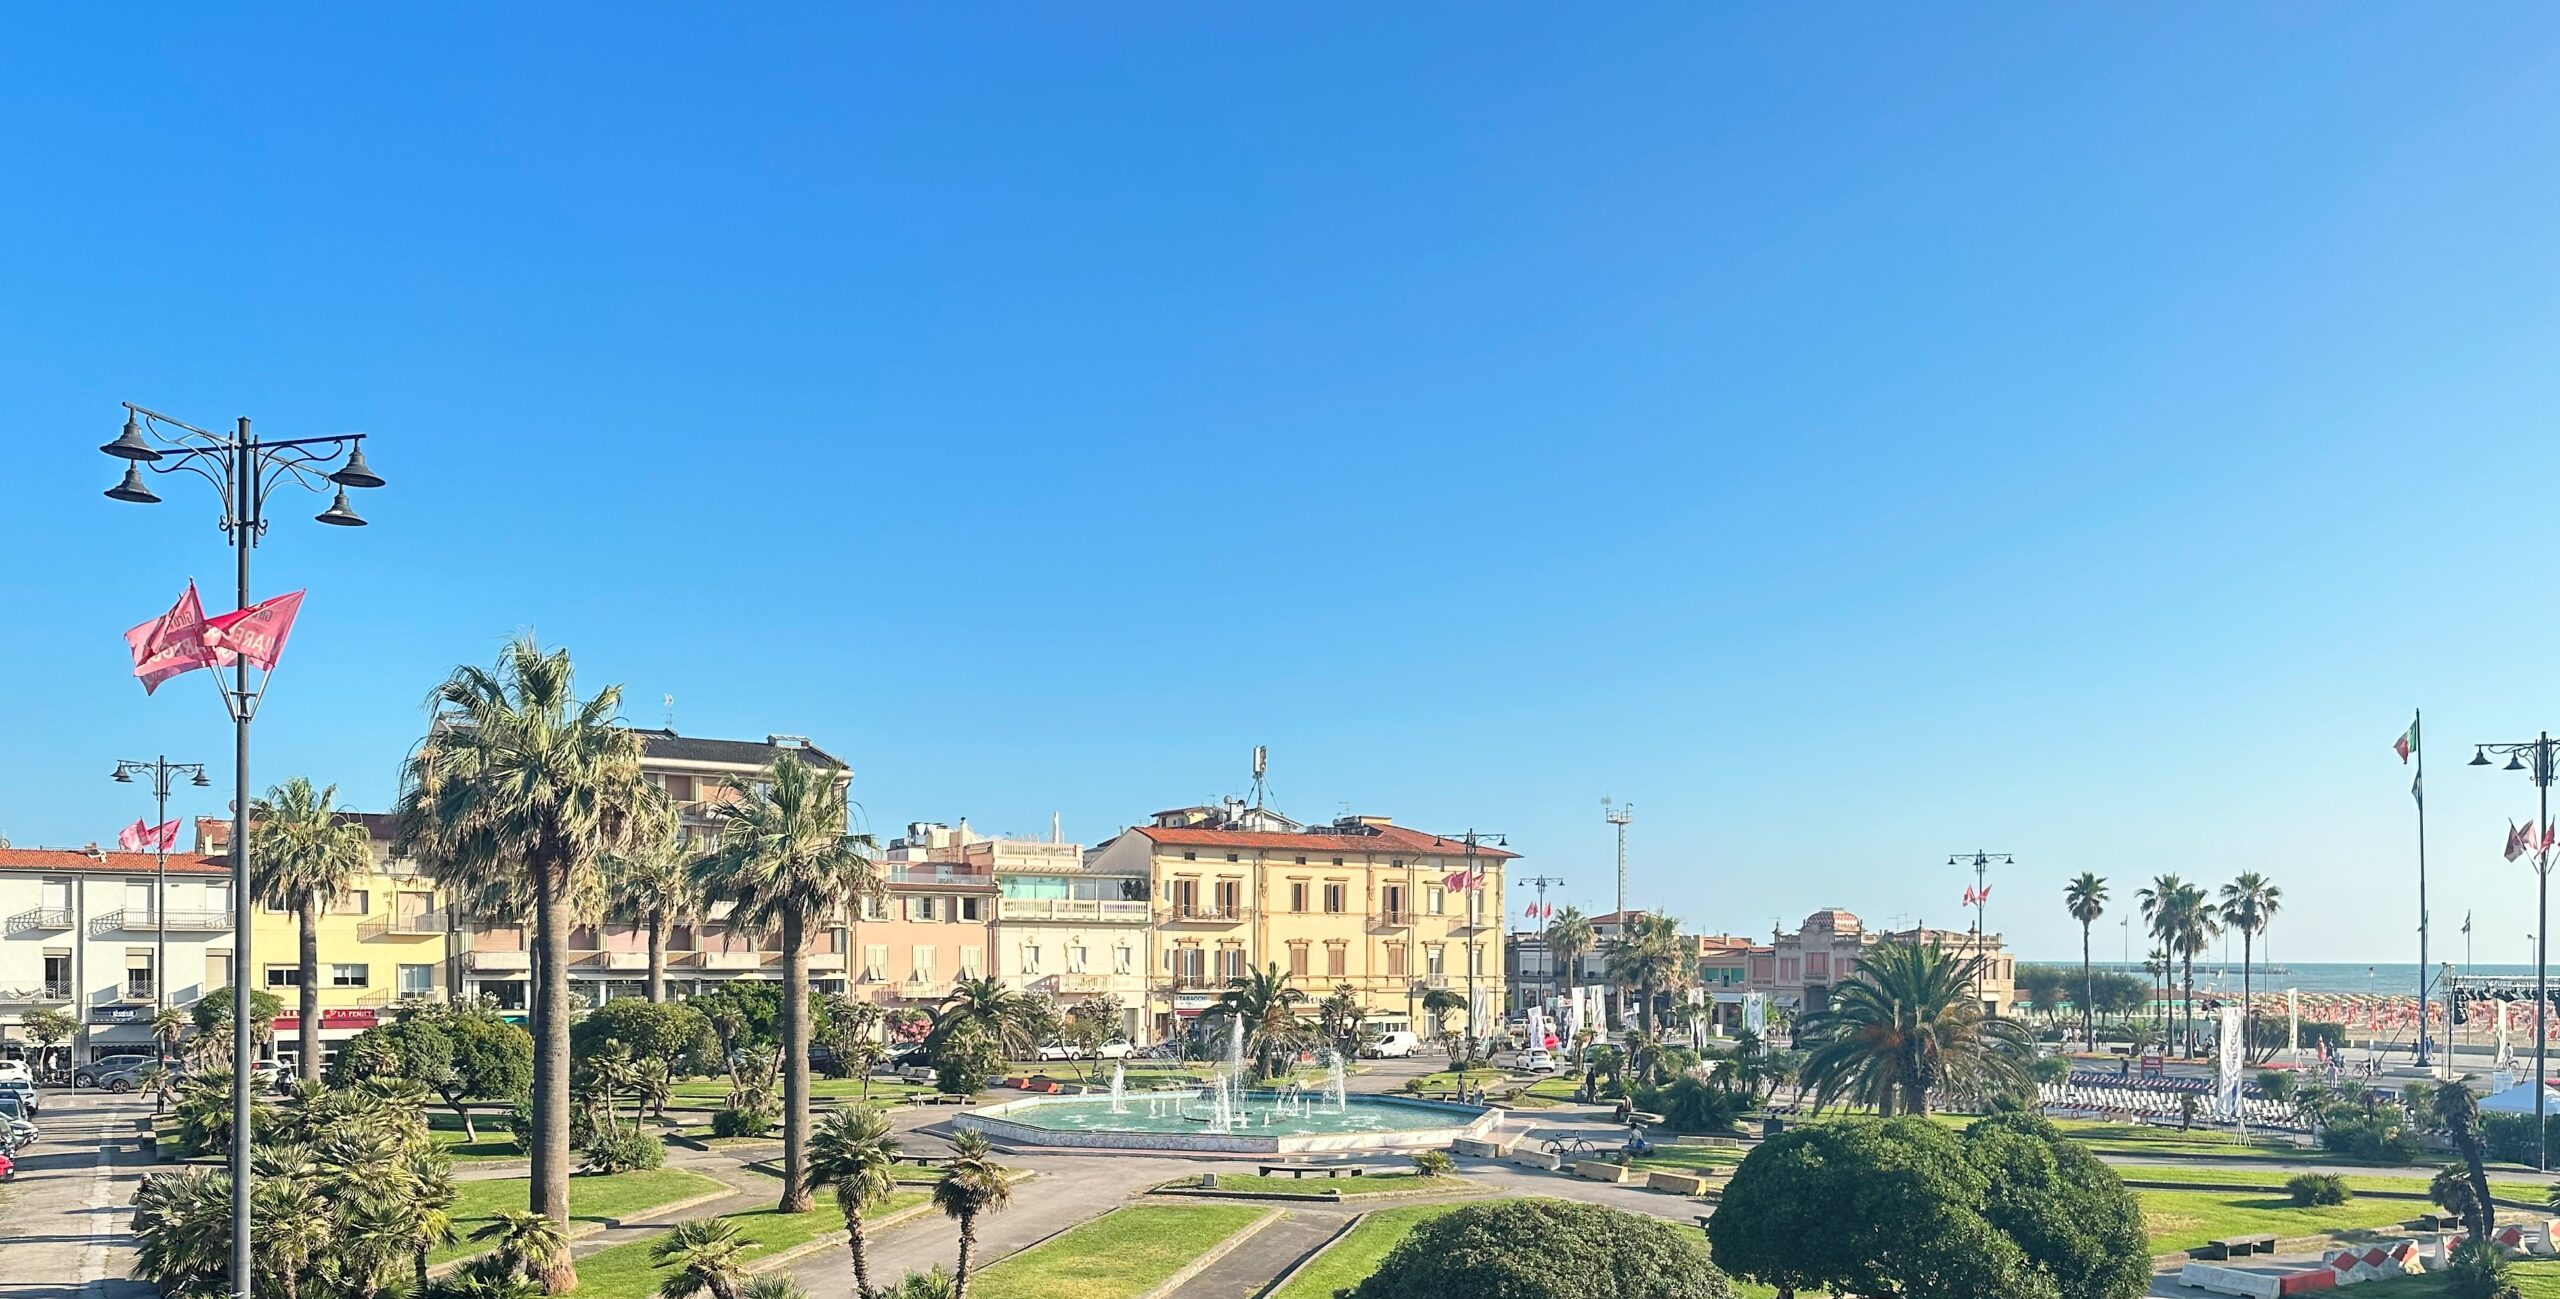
[5,907,70,933]
[1159,903,1253,924]
[1369,910,1416,930]
[360,908,451,938]
[996,897,1153,923]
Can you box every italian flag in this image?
[2395,716,2419,764]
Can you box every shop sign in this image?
[272,1008,380,1031]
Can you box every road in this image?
[0,1087,158,1299]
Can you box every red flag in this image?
[1962,886,1979,906]
[1978,884,1992,902]
[116,818,150,852]
[2509,822,2528,863]
[149,819,181,851]
[201,590,305,671]
[124,582,231,693]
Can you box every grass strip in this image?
[563,1189,930,1298]
[430,1169,725,1265]
[1269,1203,1471,1299]
[2134,1187,2437,1253]
[966,1204,1270,1299]
[1158,1172,1461,1197]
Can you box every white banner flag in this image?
[2217,1004,2246,1122]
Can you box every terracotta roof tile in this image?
[1135,824,1517,860]
[0,846,231,875]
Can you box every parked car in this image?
[1515,1049,1558,1075]
[0,1091,37,1140]
[1362,1031,1422,1059]
[92,1060,171,1093]
[1093,1038,1135,1060]
[72,1055,156,1088]
[1035,1040,1085,1061]
[0,1079,41,1115]
[0,1059,30,1084]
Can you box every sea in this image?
[2070,961,2541,998]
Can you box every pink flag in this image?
[149,818,181,851]
[201,590,305,670]
[116,818,150,852]
[1978,885,1992,902]
[1962,886,1979,906]
[2509,822,2528,862]
[124,582,231,694]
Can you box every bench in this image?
[2193,1233,2278,1260]
[891,1154,952,1167]
[918,1093,974,1106]
[1256,1164,1370,1179]
[2417,1212,2460,1232]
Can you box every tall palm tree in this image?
[804,1106,901,1299]
[251,776,373,1083]
[2164,883,2217,1057]
[932,1129,1013,1299]
[2137,874,2190,1052]
[652,1218,751,1299]
[253,1175,338,1299]
[1793,939,2035,1117]
[395,637,653,1291]
[1605,913,1687,1038]
[1544,906,1594,1000]
[693,750,881,1214]
[929,977,1041,1059]
[2063,873,2108,1051]
[2218,872,2283,1063]
[605,806,699,1004]
[475,1210,571,1287]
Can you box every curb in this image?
[745,1198,940,1275]
[1255,1213,1363,1299]
[1131,1208,1285,1299]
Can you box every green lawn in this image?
[2134,1187,2435,1253]
[2113,1163,2550,1202]
[426,1111,527,1162]
[967,1204,1273,1299]
[1623,1145,1745,1175]
[1270,1203,1472,1299]
[430,1169,724,1265]
[561,1190,930,1298]
[1164,1172,1465,1197]
[664,1078,941,1103]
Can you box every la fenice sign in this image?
[271,1008,379,1031]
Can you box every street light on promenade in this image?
[110,757,210,1075]
[100,405,384,1299]
[2471,733,2560,1172]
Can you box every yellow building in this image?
[205,815,455,1071]
[1086,804,1512,1043]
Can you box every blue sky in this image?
[5,9,2558,963]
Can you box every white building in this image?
[887,820,1151,1042]
[0,844,236,1065]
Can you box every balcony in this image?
[808,951,847,971]
[360,909,452,939]
[574,950,651,973]
[1413,975,1453,991]
[466,950,532,973]
[6,907,69,934]
[996,897,1153,924]
[1158,904,1253,926]
[91,908,230,934]
[692,950,772,971]
[0,983,74,1004]
[1368,910,1416,932]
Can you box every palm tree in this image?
[1216,963,1309,1076]
[2138,875,2207,1055]
[474,1210,571,1287]
[652,1218,751,1299]
[1793,939,2035,1117]
[2063,873,2108,1051]
[251,776,373,1083]
[932,1129,1013,1299]
[804,1106,901,1299]
[882,1269,958,1299]
[254,1175,338,1299]
[929,977,1041,1060]
[396,637,653,1291]
[1544,906,1594,1000]
[1605,913,1687,1038]
[739,1281,809,1299]
[693,751,881,1214]
[605,808,700,1004]
[2164,883,2217,1058]
[2218,873,2283,1063]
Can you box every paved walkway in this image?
[0,1089,159,1299]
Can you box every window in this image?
[1214,880,1242,916]
[1182,851,1197,861]
[861,895,888,921]
[660,773,695,801]
[1068,944,1088,974]
[1023,944,1043,975]
[126,880,154,918]
[1426,946,1445,976]
[1427,887,1445,915]
[1386,944,1406,978]
[1220,947,1247,979]
[204,951,229,993]
[959,896,982,922]
[1225,853,1239,862]
[861,945,888,982]
[331,964,369,988]
[958,946,984,979]
[1469,945,1483,976]
[1323,883,1346,914]
[908,897,935,922]
[1382,884,1404,916]
[1332,857,1344,867]
[40,878,69,911]
[331,890,370,916]
[266,965,301,988]
[398,964,435,997]
[126,950,154,1000]
[43,952,72,996]
[205,882,230,915]
[1290,883,1308,913]
[1287,943,1309,978]
[1326,944,1347,977]
[1175,946,1205,984]
[1294,856,1306,865]
[910,947,936,983]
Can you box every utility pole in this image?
[1603,799,1632,1030]
[1516,873,1568,1010]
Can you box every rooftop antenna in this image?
[1250,745,1270,811]
[663,693,676,731]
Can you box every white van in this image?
[1363,1030,1422,1059]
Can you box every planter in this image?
[1573,1160,1642,1184]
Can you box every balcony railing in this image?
[996,897,1152,924]
[360,909,451,939]
[1368,910,1416,931]
[1159,904,1252,925]
[1414,975,1453,991]
[465,950,532,973]
[0,983,75,1004]
[92,908,230,933]
[6,907,70,933]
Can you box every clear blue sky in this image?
[5,9,2557,964]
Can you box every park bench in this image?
[2194,1234,2279,1260]
[1256,1164,1371,1179]
[2417,1212,2460,1232]
[891,1154,952,1167]
[918,1093,974,1106]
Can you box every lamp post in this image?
[110,757,209,1074]
[100,405,383,1299]
[1602,799,1631,1025]
[1948,851,2015,1007]
[2471,734,2559,1172]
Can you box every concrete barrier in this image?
[1507,1150,1562,1172]
[2176,1262,2336,1296]
[2320,1241,2421,1285]
[1453,1135,1515,1158]
[1572,1159,1642,1185]
[1645,1170,1721,1196]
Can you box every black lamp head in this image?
[329,443,385,490]
[314,488,366,527]
[101,413,161,462]
[112,767,132,783]
[105,464,161,504]
[191,771,211,787]
[2509,753,2528,772]
[2473,748,2494,767]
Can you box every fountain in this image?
[1108,1063,1127,1115]
[1324,1054,1348,1113]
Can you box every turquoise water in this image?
[991,1091,1476,1137]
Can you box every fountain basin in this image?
[955,1090,1501,1154]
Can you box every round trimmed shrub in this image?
[581,1126,665,1173]
[2286,1172,2350,1207]
[712,1104,776,1139]
[1350,1199,1735,1299]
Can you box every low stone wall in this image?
[1508,1149,1562,1171]
[1453,1135,1515,1158]
[1572,1159,1642,1185]
[1646,1170,1721,1195]
[953,1094,1502,1155]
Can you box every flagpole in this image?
[2416,711,2432,1070]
